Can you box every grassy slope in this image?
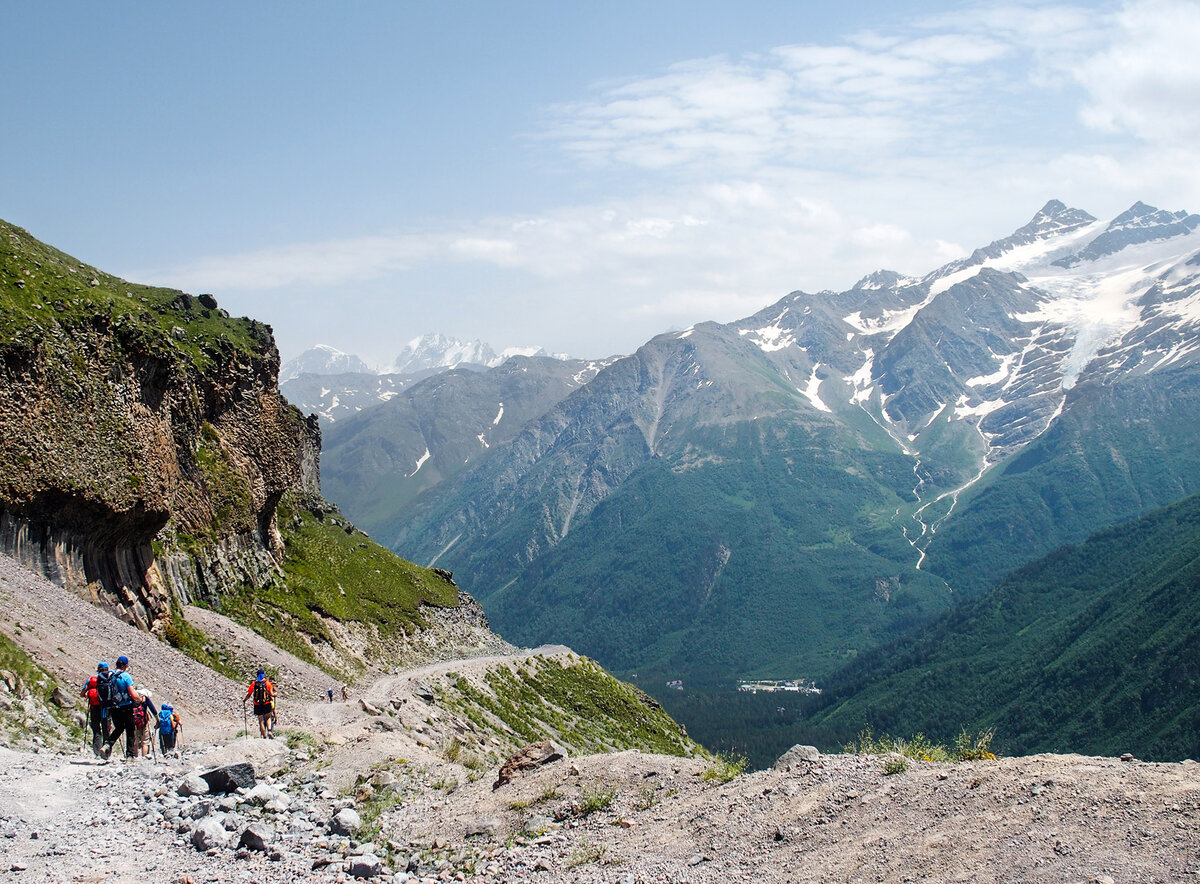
[0,220,266,370]
[799,491,1200,761]
[217,498,460,677]
[438,654,700,761]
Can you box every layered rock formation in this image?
[0,220,319,630]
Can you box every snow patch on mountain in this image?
[801,366,831,412]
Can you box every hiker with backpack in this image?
[132,686,158,757]
[100,655,143,760]
[156,703,182,756]
[79,661,113,757]
[243,669,276,739]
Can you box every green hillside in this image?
[800,491,1200,761]
[924,366,1200,596]
[405,409,952,687]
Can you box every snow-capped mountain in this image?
[335,200,1200,689]
[391,334,555,374]
[279,345,375,382]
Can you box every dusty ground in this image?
[2,554,1200,883]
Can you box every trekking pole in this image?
[243,703,248,738]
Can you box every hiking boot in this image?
[100,742,112,760]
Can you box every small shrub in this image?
[578,783,617,816]
[633,785,660,811]
[701,750,748,784]
[567,835,607,868]
[882,756,909,775]
[953,728,998,761]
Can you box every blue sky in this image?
[4,1,1199,366]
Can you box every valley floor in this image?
[1,556,1199,882]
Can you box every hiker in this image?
[156,703,182,756]
[79,661,113,757]
[243,669,276,739]
[100,656,143,760]
[133,686,158,757]
[341,684,348,702]
[327,687,334,703]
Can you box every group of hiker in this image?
[80,656,181,760]
[83,658,341,751]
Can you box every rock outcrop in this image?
[0,220,319,630]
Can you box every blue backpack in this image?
[158,706,177,736]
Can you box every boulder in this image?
[330,807,361,836]
[345,854,385,878]
[197,293,219,310]
[238,822,275,852]
[191,818,230,851]
[244,783,285,806]
[773,744,821,770]
[464,817,502,838]
[493,740,565,790]
[360,698,382,715]
[178,772,210,797]
[200,762,256,794]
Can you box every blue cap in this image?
[116,655,129,666]
[97,661,109,671]
[256,672,265,681]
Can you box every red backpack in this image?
[131,703,147,728]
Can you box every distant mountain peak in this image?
[391,333,558,374]
[280,346,375,382]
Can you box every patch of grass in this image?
[567,835,607,868]
[438,656,699,759]
[953,728,998,761]
[882,755,909,775]
[846,726,1000,763]
[0,630,80,747]
[577,783,617,816]
[633,785,660,811]
[701,750,748,784]
[509,784,562,811]
[219,495,460,678]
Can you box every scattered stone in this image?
[191,818,230,852]
[331,807,362,836]
[345,854,385,878]
[493,741,565,789]
[464,817,502,838]
[238,821,275,852]
[360,698,382,715]
[200,762,256,794]
[178,772,210,797]
[413,681,436,703]
[774,744,821,769]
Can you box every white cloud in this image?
[1072,0,1200,141]
[144,1,1200,363]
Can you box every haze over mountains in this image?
[313,200,1200,720]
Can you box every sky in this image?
[4,1,1200,367]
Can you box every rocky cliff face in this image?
[0,220,320,631]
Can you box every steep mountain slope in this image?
[388,321,954,684]
[321,355,615,529]
[379,200,1200,689]
[801,491,1200,762]
[0,220,469,675]
[281,369,439,424]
